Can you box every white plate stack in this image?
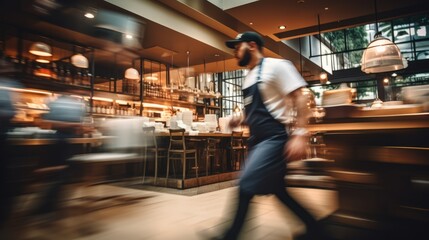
[182,110,193,127]
[218,116,231,133]
[205,114,218,132]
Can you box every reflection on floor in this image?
[2,181,338,240]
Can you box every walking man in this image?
[215,31,321,240]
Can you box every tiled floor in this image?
[3,181,338,240]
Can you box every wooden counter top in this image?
[7,136,114,146]
[308,112,429,132]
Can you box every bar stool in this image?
[204,138,221,175]
[142,126,167,185]
[229,131,246,171]
[166,128,199,186]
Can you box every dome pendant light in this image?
[71,54,89,68]
[125,67,140,80]
[361,0,406,74]
[29,42,52,57]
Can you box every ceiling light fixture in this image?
[125,34,133,39]
[29,42,52,57]
[383,77,389,84]
[84,12,95,19]
[71,54,89,68]
[125,67,140,80]
[361,0,406,74]
[279,25,286,30]
[36,59,50,64]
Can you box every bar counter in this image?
[309,111,429,240]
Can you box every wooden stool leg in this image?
[195,152,199,186]
[205,146,209,176]
[154,151,158,185]
[165,155,170,187]
[182,155,186,182]
[141,147,147,184]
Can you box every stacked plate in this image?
[205,114,218,132]
[182,110,193,127]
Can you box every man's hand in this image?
[229,117,242,129]
[284,135,308,162]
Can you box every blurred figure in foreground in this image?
[210,32,323,240]
[30,95,86,217]
[0,79,18,227]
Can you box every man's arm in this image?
[284,87,311,161]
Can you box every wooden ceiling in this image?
[224,0,429,40]
[1,0,428,81]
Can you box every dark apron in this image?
[240,58,288,195]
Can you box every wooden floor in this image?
[2,181,338,240]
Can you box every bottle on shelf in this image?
[64,64,72,84]
[81,69,90,86]
[74,68,82,85]
[51,62,58,80]
[57,62,65,82]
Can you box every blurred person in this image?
[30,95,86,217]
[0,79,18,227]
[210,32,323,240]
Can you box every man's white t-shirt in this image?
[242,57,307,125]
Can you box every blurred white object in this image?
[322,88,353,106]
[170,116,178,129]
[402,85,429,104]
[154,122,164,131]
[218,116,231,133]
[103,118,145,150]
[197,123,207,133]
[189,130,199,136]
[204,114,218,132]
[143,121,155,127]
[371,98,384,108]
[182,110,193,127]
[43,95,85,123]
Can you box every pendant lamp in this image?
[71,54,89,68]
[125,67,140,80]
[361,0,406,73]
[29,42,52,57]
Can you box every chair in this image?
[141,126,167,185]
[166,128,199,186]
[67,118,146,204]
[204,138,221,175]
[230,131,246,171]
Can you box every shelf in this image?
[91,113,139,118]
[17,73,91,95]
[93,90,140,102]
[206,105,220,109]
[143,96,199,109]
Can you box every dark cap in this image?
[225,31,264,49]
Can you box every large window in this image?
[221,69,245,116]
[313,13,429,71]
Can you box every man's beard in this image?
[238,48,251,67]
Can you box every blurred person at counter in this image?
[30,95,86,217]
[210,32,324,240]
[0,78,18,228]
